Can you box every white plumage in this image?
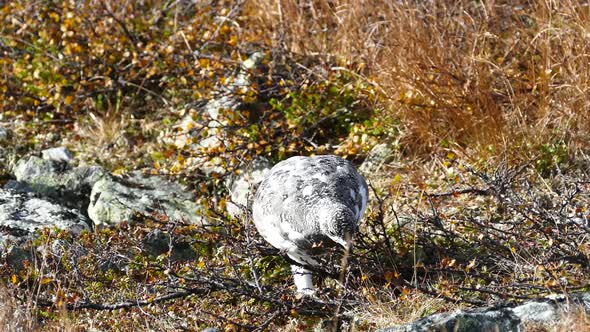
[252,155,368,294]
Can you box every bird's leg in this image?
[291,264,315,295]
[287,247,321,295]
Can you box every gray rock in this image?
[358,143,395,175]
[142,229,197,261]
[4,245,33,271]
[0,188,91,251]
[3,180,33,194]
[378,293,590,332]
[87,172,206,226]
[41,146,74,163]
[13,156,107,211]
[225,158,271,218]
[142,229,171,256]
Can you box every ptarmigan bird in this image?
[252,155,368,294]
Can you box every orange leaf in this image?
[64,95,74,105]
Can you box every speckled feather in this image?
[252,155,368,268]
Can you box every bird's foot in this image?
[295,287,316,299]
[295,289,338,305]
[296,288,330,304]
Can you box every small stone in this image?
[359,143,395,175]
[226,158,271,218]
[142,229,197,262]
[41,147,74,163]
[201,328,220,332]
[142,229,171,257]
[0,126,9,142]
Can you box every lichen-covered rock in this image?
[3,180,33,194]
[201,51,265,125]
[378,293,590,332]
[13,156,107,210]
[0,189,91,248]
[142,229,197,261]
[358,143,395,175]
[87,172,206,226]
[4,245,33,271]
[169,52,265,175]
[225,158,271,218]
[41,146,74,163]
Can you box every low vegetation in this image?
[0,0,589,330]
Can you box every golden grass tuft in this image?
[246,0,590,158]
[80,110,129,150]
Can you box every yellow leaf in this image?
[40,277,52,285]
[546,279,557,287]
[384,271,394,282]
[227,35,238,47]
[153,161,161,170]
[64,95,74,105]
[199,58,209,68]
[112,167,126,176]
[220,25,231,35]
[11,274,17,284]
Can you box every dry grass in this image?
[79,110,128,150]
[246,0,590,159]
[351,289,457,330]
[524,307,590,332]
[552,308,590,332]
[0,283,37,332]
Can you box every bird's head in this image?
[317,203,358,248]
